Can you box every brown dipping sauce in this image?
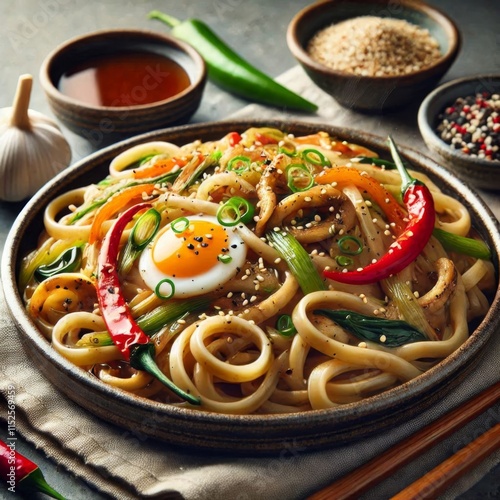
[58,52,191,107]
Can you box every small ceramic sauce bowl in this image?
[40,29,207,144]
[418,75,500,191]
[287,0,460,112]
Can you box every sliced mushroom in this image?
[255,154,290,236]
[418,257,457,313]
[267,185,357,244]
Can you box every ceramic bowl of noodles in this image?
[2,120,499,452]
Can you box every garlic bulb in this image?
[0,74,71,202]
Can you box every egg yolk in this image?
[152,219,230,278]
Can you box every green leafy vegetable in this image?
[34,246,82,281]
[314,309,427,347]
[354,156,398,169]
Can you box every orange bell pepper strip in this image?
[315,166,407,235]
[89,184,157,244]
[133,157,187,180]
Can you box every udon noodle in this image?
[20,127,495,414]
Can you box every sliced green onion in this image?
[137,296,210,335]
[276,314,297,337]
[76,331,114,347]
[266,229,326,295]
[155,278,175,300]
[118,209,161,275]
[286,163,314,193]
[335,255,353,267]
[217,196,255,226]
[175,150,222,192]
[301,148,331,167]
[227,155,251,174]
[218,254,233,264]
[278,141,297,157]
[131,209,161,250]
[171,216,190,234]
[338,235,363,256]
[314,309,427,347]
[433,228,491,260]
[34,246,82,282]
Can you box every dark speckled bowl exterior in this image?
[418,75,500,191]
[39,29,206,142]
[287,0,460,112]
[2,120,499,454]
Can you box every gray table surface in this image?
[1,0,499,498]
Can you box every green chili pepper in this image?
[148,11,318,112]
[34,246,82,281]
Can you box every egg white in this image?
[139,214,247,298]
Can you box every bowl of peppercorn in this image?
[418,75,500,191]
[287,0,461,112]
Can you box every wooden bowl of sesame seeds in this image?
[287,0,460,112]
[418,74,500,191]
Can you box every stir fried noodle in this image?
[20,128,495,414]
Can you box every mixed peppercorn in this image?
[436,91,500,161]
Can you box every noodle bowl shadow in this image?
[2,120,499,454]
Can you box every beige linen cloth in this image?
[1,66,499,500]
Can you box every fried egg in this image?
[139,214,247,298]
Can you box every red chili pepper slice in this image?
[97,203,200,405]
[226,131,242,147]
[0,439,66,499]
[324,137,435,285]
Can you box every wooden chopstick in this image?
[308,381,500,500]
[391,421,500,499]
